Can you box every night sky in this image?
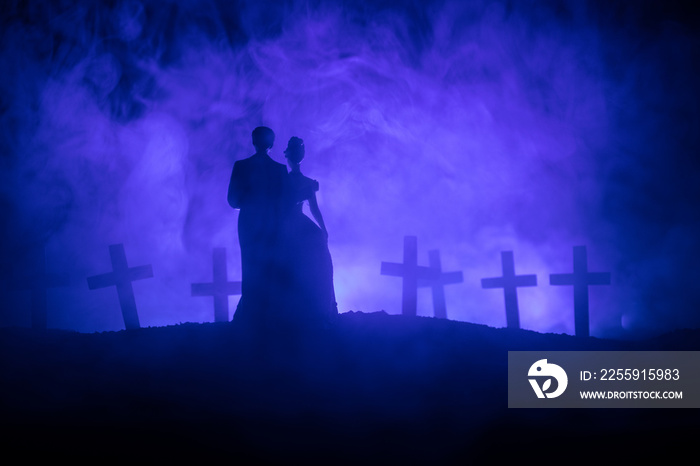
[1,0,699,338]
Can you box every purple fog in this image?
[1,0,699,338]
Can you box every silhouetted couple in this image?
[227,126,337,335]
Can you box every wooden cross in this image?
[421,250,463,319]
[381,236,462,318]
[13,247,69,329]
[550,245,611,338]
[481,251,537,329]
[87,244,153,330]
[381,236,426,317]
[191,247,241,323]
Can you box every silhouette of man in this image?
[228,126,288,329]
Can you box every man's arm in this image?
[227,162,242,209]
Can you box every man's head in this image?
[252,126,275,152]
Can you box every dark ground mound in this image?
[1,311,698,462]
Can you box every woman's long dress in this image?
[281,172,337,329]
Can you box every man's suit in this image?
[228,152,288,327]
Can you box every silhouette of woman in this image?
[281,137,337,329]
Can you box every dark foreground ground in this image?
[1,311,698,462]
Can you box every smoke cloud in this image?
[1,0,698,337]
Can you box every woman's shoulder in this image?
[285,173,317,202]
[295,173,319,192]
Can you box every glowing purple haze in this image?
[1,0,699,338]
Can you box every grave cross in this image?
[420,250,463,319]
[87,244,153,330]
[481,251,537,329]
[191,248,241,323]
[381,236,428,316]
[381,236,462,318]
[550,245,611,338]
[13,247,69,329]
